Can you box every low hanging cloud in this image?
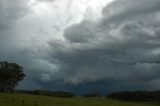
[1,0,160,92]
[47,0,160,89]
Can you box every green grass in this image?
[0,93,160,106]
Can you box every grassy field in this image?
[0,93,160,106]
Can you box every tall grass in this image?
[0,93,160,106]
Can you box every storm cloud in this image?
[1,0,160,93]
[48,0,160,89]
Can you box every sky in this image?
[1,0,160,95]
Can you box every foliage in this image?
[108,90,160,101]
[0,61,25,92]
[16,90,74,98]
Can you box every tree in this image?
[0,61,25,92]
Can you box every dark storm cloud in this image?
[102,0,160,24]
[64,21,97,42]
[1,0,160,92]
[47,0,160,90]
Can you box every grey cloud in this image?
[0,0,31,70]
[1,0,160,92]
[64,21,97,43]
[0,0,42,89]
[47,0,160,89]
[0,0,30,29]
[102,0,160,25]
[36,0,55,2]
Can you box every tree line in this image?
[2,61,160,100]
[16,90,74,98]
[15,90,160,100]
[107,90,160,101]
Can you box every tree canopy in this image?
[0,61,25,92]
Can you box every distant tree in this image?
[107,90,160,101]
[16,90,74,98]
[0,61,25,93]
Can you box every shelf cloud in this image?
[1,0,160,93]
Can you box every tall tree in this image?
[0,61,25,92]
